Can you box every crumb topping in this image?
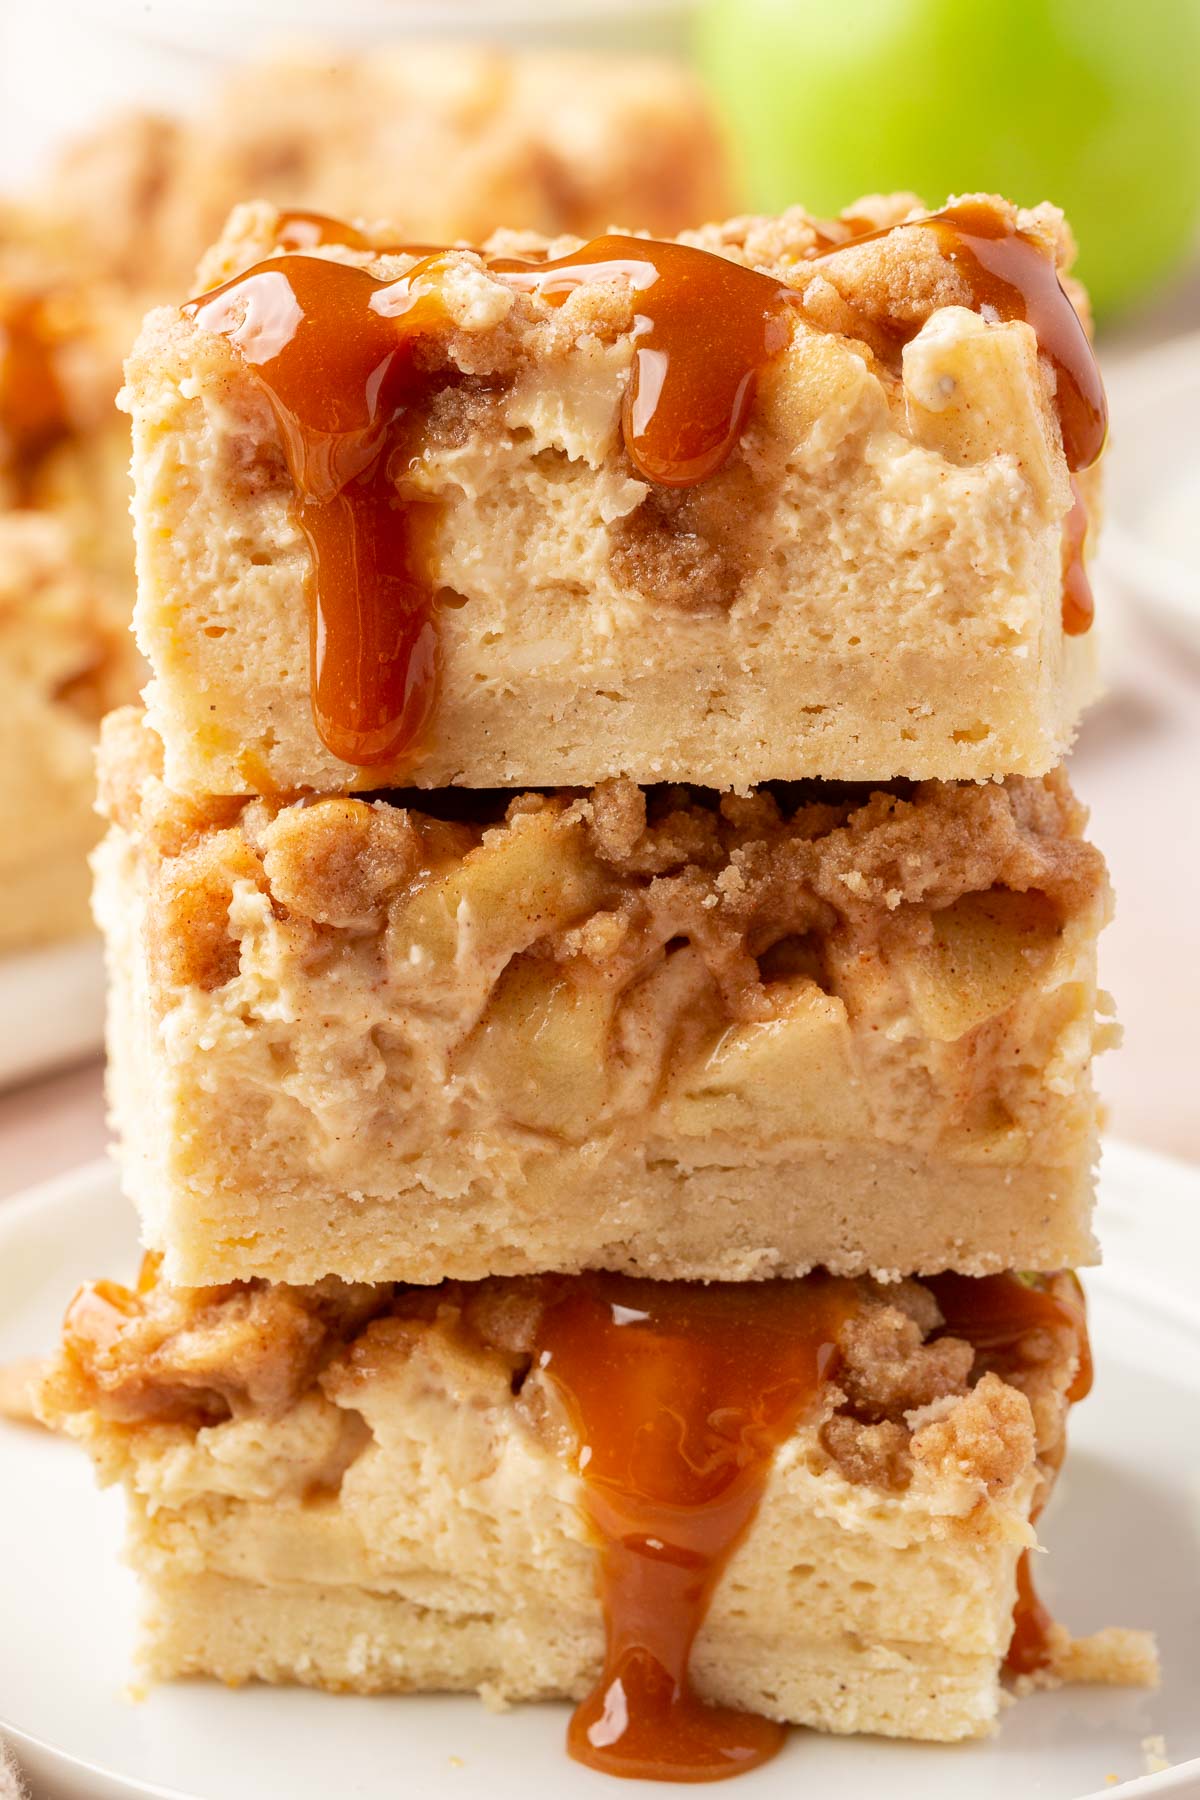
[45,1262,387,1427]
[103,709,1108,1051]
[102,712,1104,1031]
[185,191,1084,395]
[43,1263,1079,1501]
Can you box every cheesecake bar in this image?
[97,709,1112,1286]
[0,518,140,949]
[125,193,1103,799]
[41,1262,1152,1763]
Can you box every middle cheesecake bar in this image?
[98,708,1111,1287]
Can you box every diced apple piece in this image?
[459,956,616,1139]
[667,977,870,1140]
[903,309,1062,517]
[387,805,607,974]
[900,890,1062,1043]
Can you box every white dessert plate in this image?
[0,1143,1197,1800]
[0,935,105,1090]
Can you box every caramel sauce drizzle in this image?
[1061,476,1095,638]
[812,200,1107,476]
[916,201,1106,475]
[533,1272,860,1783]
[928,1271,1093,1675]
[488,236,796,488]
[273,211,443,261]
[0,291,70,499]
[186,204,1105,767]
[187,254,453,766]
[1008,1550,1060,1678]
[811,201,1106,635]
[919,202,1105,639]
[273,210,373,253]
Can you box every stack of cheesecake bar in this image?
[42,191,1156,1778]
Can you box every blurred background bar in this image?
[0,0,696,180]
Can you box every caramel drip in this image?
[929,1271,1092,1407]
[1007,1544,1061,1678]
[0,292,70,495]
[186,253,458,766]
[186,235,798,766]
[923,202,1107,476]
[814,200,1107,477]
[533,1272,860,1784]
[928,1271,1092,1675]
[273,212,443,261]
[1061,476,1095,637]
[489,236,796,487]
[274,210,372,253]
[803,214,882,255]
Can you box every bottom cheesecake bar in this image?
[40,1264,1154,1772]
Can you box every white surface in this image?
[0,936,105,1091]
[0,1143,1197,1799]
[1102,334,1200,656]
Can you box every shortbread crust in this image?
[97,710,1112,1285]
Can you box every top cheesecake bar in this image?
[125,193,1105,797]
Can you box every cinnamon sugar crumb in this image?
[148,831,264,992]
[262,799,421,929]
[43,1268,388,1428]
[839,1302,974,1420]
[820,1415,912,1488]
[909,1371,1035,1494]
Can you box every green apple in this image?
[695,0,1200,318]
